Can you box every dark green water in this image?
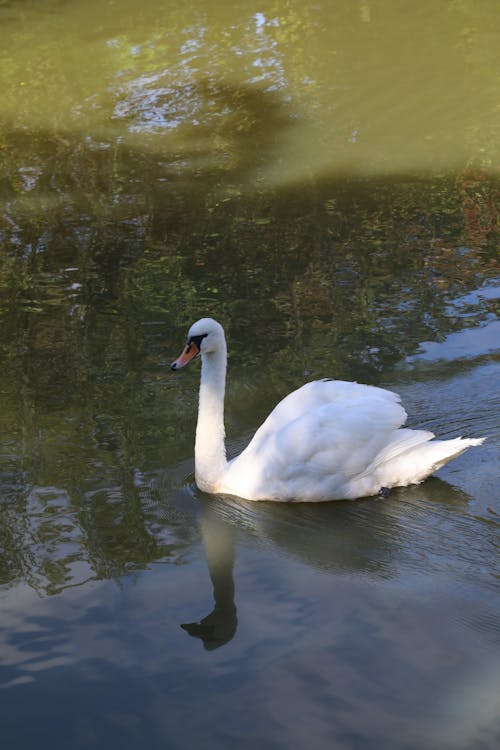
[1,1,499,748]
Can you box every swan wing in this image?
[248,379,405,446]
[225,380,408,500]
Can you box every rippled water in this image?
[0,1,499,748]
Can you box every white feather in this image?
[172,319,485,502]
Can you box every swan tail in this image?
[425,436,486,473]
[366,433,486,490]
[360,429,436,477]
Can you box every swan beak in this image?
[171,341,200,370]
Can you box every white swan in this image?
[171,318,485,502]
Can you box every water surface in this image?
[0,1,499,748]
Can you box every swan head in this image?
[171,318,225,370]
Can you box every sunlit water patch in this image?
[2,0,500,187]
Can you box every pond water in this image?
[0,1,499,748]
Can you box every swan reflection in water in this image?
[181,503,238,650]
[179,477,473,650]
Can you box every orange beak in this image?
[171,340,200,370]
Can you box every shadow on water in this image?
[1,75,497,360]
[0,77,295,205]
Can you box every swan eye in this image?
[188,333,208,351]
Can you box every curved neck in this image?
[195,343,228,490]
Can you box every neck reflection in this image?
[181,503,237,650]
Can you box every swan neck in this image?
[195,344,228,489]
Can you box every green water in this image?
[0,1,499,748]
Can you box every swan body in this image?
[171,318,485,502]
